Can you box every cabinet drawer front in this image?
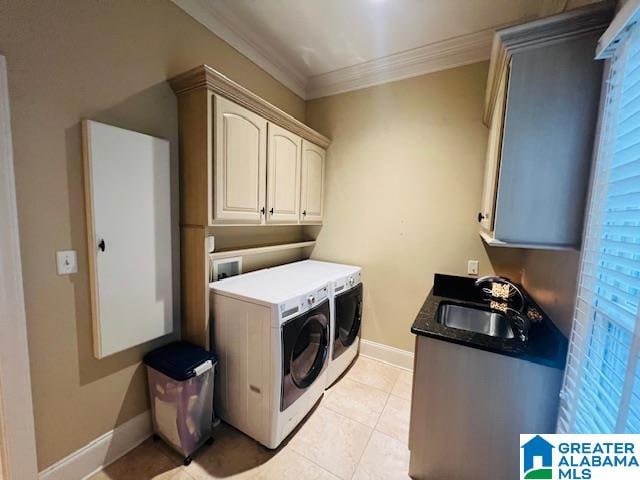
[300,140,325,224]
[267,123,301,223]
[214,95,267,224]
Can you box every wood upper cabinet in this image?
[478,3,612,249]
[214,95,267,224]
[266,123,301,224]
[170,65,330,229]
[300,140,325,224]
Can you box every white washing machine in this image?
[268,260,363,387]
[210,269,330,449]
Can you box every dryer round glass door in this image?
[291,315,328,388]
[281,299,330,411]
[333,283,363,360]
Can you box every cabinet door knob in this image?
[98,239,106,252]
[302,210,307,216]
[269,207,274,215]
[260,207,265,215]
[477,212,486,223]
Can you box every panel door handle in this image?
[98,239,106,252]
[269,207,274,215]
[302,210,307,216]
[477,212,486,223]
[260,206,265,215]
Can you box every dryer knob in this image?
[348,277,355,286]
[307,295,316,305]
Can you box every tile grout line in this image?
[373,393,412,447]
[289,404,377,480]
[321,382,389,428]
[351,428,376,480]
[350,392,392,480]
[319,397,386,431]
[358,353,413,373]
[287,405,358,479]
[372,389,393,437]
[344,374,400,395]
[285,445,341,480]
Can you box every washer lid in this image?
[211,266,328,305]
[268,260,361,283]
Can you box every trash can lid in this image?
[143,342,217,381]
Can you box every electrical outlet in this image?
[56,250,77,275]
[467,260,479,276]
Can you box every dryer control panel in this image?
[333,270,362,295]
[278,284,329,322]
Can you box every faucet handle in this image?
[505,308,531,342]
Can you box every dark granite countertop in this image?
[411,273,568,370]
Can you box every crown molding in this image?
[171,0,308,99]
[169,65,331,147]
[306,29,494,99]
[483,1,614,124]
[174,1,587,101]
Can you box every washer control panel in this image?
[278,283,329,321]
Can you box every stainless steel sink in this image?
[436,302,514,339]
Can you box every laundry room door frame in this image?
[0,54,39,479]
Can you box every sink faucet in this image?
[504,307,531,342]
[475,276,530,341]
[474,276,525,313]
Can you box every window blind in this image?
[558,24,640,434]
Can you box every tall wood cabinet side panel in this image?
[178,88,211,227]
[181,226,209,348]
[495,33,603,246]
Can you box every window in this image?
[558,21,640,434]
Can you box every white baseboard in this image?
[359,339,414,371]
[38,410,152,480]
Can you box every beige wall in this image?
[0,0,304,469]
[305,63,524,351]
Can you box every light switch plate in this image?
[467,260,479,276]
[56,250,77,275]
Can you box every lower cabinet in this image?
[409,335,562,479]
[300,140,325,224]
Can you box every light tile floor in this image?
[89,356,412,480]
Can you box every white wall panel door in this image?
[83,120,173,358]
[214,95,267,224]
[266,123,301,224]
[300,140,325,224]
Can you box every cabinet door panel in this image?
[267,124,301,223]
[300,140,325,224]
[479,64,509,232]
[214,95,266,224]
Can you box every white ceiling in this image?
[173,0,601,98]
